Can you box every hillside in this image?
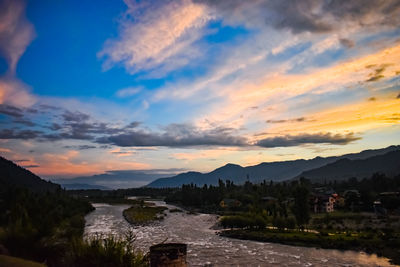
[297,150,400,182]
[0,156,60,192]
[147,145,400,188]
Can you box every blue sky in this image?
[0,0,399,182]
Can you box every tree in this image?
[292,185,310,230]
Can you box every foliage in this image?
[0,255,45,267]
[68,233,148,267]
[123,205,168,225]
[291,185,310,229]
[0,187,93,266]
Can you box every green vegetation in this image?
[0,187,94,265]
[69,233,148,267]
[0,255,46,267]
[123,205,168,225]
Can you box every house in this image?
[311,194,335,213]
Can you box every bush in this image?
[68,232,148,267]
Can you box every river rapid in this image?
[84,201,395,267]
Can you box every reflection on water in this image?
[84,201,395,267]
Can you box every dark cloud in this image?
[97,123,248,147]
[397,93,400,99]
[14,159,29,163]
[13,118,35,126]
[368,97,376,101]
[49,123,62,131]
[366,64,391,82]
[366,75,384,82]
[38,104,60,110]
[256,132,360,148]
[21,164,39,168]
[62,111,90,122]
[197,0,400,34]
[63,145,97,150]
[0,129,41,139]
[125,121,141,128]
[267,117,306,123]
[339,38,355,48]
[0,104,23,118]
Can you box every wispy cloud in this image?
[198,0,400,33]
[0,0,36,107]
[99,0,212,75]
[115,86,142,98]
[0,0,35,74]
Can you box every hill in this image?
[147,145,400,188]
[297,150,400,182]
[54,170,180,189]
[0,156,60,192]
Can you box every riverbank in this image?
[123,205,168,225]
[219,228,400,265]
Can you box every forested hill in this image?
[146,145,400,188]
[296,150,400,182]
[0,156,60,192]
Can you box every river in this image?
[84,201,395,266]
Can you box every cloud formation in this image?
[97,123,248,147]
[99,0,212,74]
[0,104,24,117]
[267,117,307,124]
[0,0,35,74]
[198,0,400,33]
[256,132,361,148]
[0,0,36,107]
[0,129,40,139]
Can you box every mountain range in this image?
[0,156,60,192]
[147,145,400,188]
[54,169,184,189]
[1,145,400,190]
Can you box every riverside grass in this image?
[123,205,168,225]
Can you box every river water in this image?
[84,201,395,267]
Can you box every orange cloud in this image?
[30,150,150,178]
[256,94,400,141]
[200,43,400,128]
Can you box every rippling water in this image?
[84,202,395,267]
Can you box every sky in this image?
[0,0,400,182]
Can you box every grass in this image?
[123,205,168,225]
[70,233,148,267]
[0,255,45,267]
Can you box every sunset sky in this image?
[1,0,399,181]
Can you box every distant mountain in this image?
[0,156,60,192]
[54,169,184,189]
[147,145,400,188]
[296,150,400,182]
[61,183,110,190]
